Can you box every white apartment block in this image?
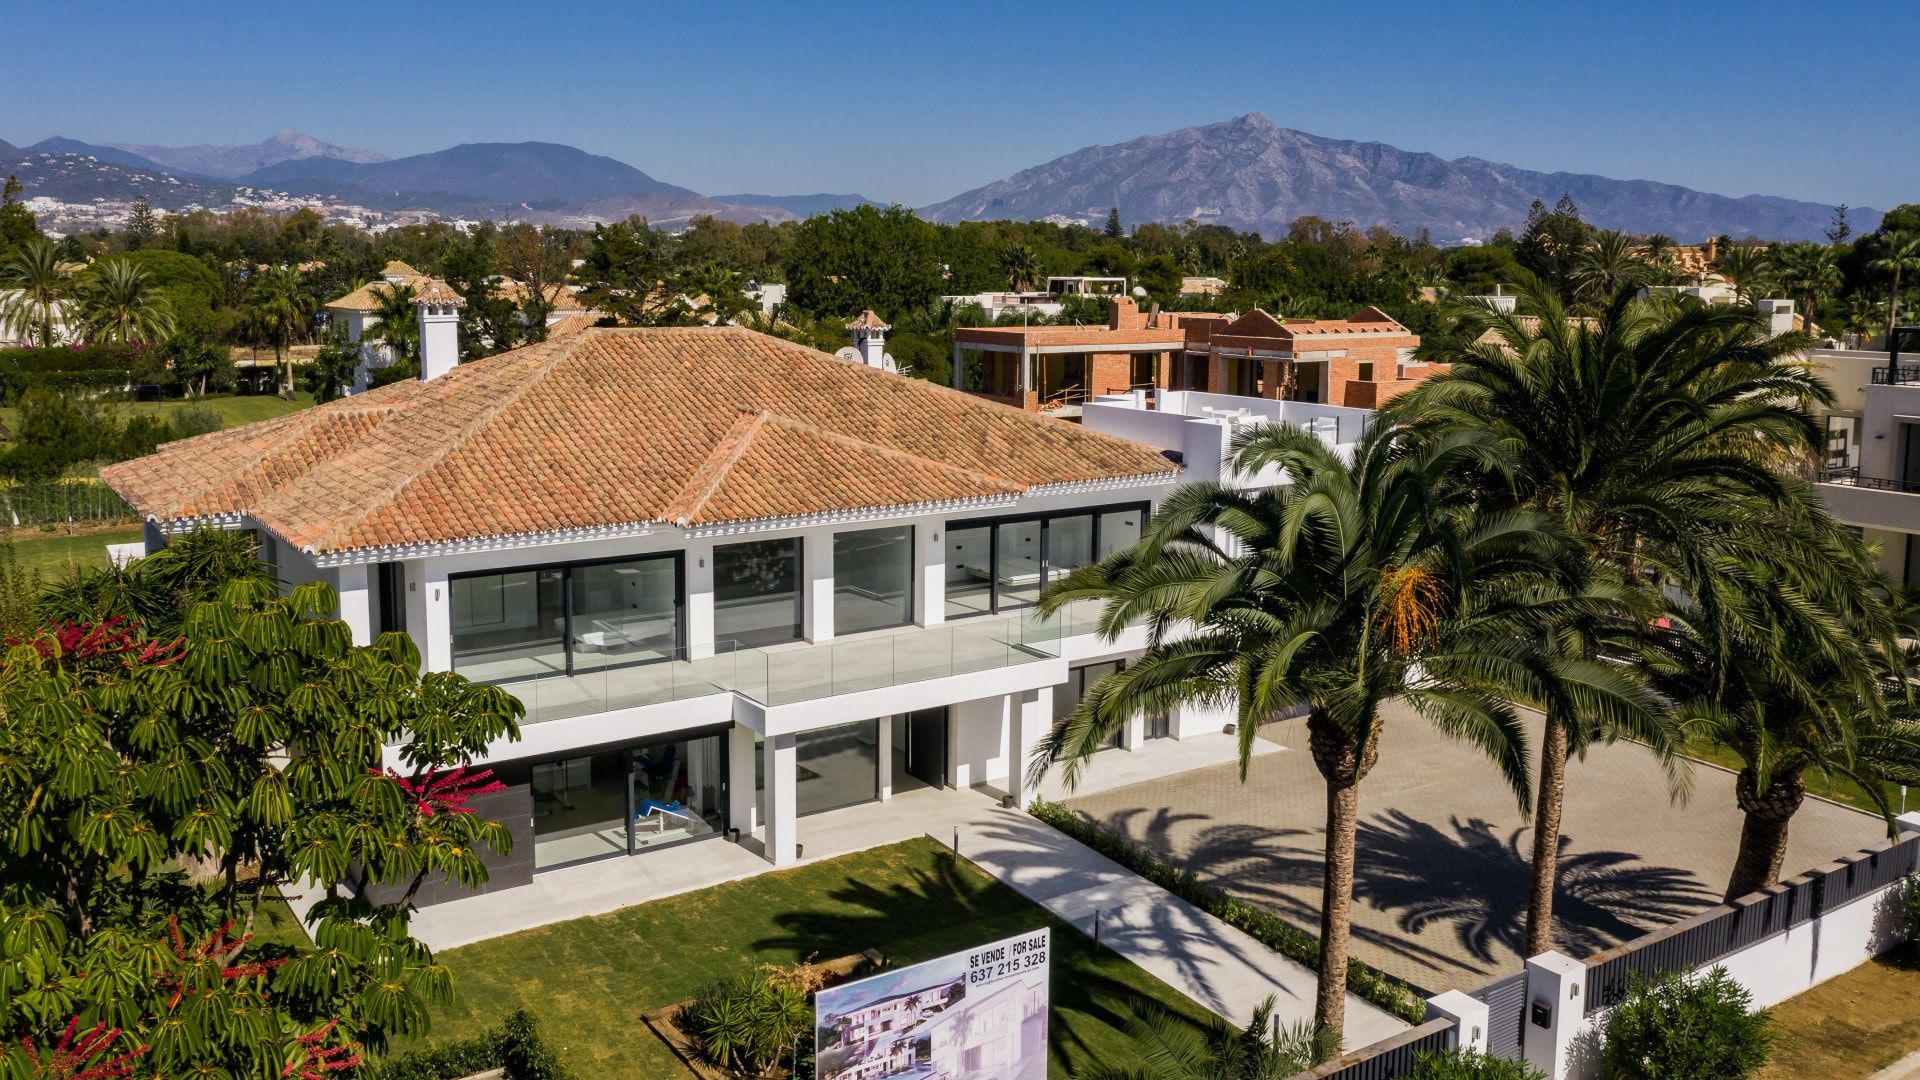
[1817,330,1920,586]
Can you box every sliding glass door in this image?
[452,554,682,681]
[714,538,803,647]
[528,729,728,870]
[944,502,1150,618]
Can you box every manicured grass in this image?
[403,838,1217,1078]
[0,391,314,438]
[1760,944,1920,1079]
[5,526,144,577]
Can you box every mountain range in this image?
[2,120,1880,241]
[921,113,1877,241]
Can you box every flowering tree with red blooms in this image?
[0,575,524,1076]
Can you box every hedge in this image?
[1028,797,1429,1024]
[362,1010,572,1080]
[0,344,149,374]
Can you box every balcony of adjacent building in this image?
[1082,387,1371,489]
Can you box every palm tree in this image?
[1869,231,1920,341]
[1036,421,1554,1044]
[369,281,420,366]
[1640,234,1678,282]
[1000,243,1041,293]
[1648,522,1918,900]
[75,257,175,345]
[1839,291,1887,349]
[1570,230,1651,306]
[1399,279,1830,955]
[0,238,75,347]
[1769,242,1842,334]
[246,265,313,395]
[1713,242,1774,305]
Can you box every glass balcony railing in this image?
[497,602,1123,723]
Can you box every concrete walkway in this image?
[948,807,1408,1050]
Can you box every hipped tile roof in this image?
[102,327,1176,557]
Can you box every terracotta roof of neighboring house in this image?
[496,279,588,311]
[954,325,1186,349]
[381,260,422,278]
[1210,307,1415,351]
[101,327,1175,556]
[847,310,890,331]
[544,312,600,339]
[413,279,465,307]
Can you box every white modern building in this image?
[1816,330,1920,586]
[101,297,1247,906]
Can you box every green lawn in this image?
[6,527,144,577]
[0,391,315,438]
[403,838,1217,1077]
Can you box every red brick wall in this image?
[1088,352,1134,397]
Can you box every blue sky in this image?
[6,0,1916,211]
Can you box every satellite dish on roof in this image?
[1132,286,1148,299]
[834,346,862,363]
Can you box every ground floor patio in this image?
[1060,703,1890,994]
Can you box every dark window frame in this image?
[944,501,1151,618]
[712,536,806,648]
[449,551,686,681]
[833,525,916,635]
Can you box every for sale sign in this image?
[813,928,1050,1080]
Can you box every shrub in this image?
[1903,875,1920,941]
[683,966,812,1074]
[1600,967,1772,1080]
[1028,797,1428,1023]
[169,405,224,438]
[1410,1047,1544,1079]
[364,1009,572,1080]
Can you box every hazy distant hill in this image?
[110,130,387,180]
[240,141,700,211]
[28,137,185,177]
[1,143,233,208]
[709,192,879,217]
[921,113,1876,241]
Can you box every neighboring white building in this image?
[323,260,456,392]
[102,316,1229,906]
[837,310,899,373]
[747,281,786,317]
[940,291,1065,321]
[1816,333,1920,587]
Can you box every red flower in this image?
[18,1017,149,1080]
[375,766,507,817]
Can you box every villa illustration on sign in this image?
[813,928,1050,1080]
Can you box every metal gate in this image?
[1470,971,1528,1061]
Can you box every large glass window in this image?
[452,555,680,683]
[835,527,913,634]
[529,731,726,870]
[452,568,565,682]
[795,719,881,815]
[714,539,803,647]
[944,525,993,619]
[995,520,1044,608]
[945,503,1150,617]
[1054,661,1125,754]
[570,558,680,671]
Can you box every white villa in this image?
[1817,329,1920,587]
[101,294,1252,906]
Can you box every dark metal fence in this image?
[1582,832,1920,1016]
[1285,1018,1455,1080]
[1470,971,1528,1060]
[1818,465,1920,493]
[1870,364,1920,385]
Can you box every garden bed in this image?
[641,949,882,1079]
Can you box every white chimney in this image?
[413,280,465,381]
[846,310,895,372]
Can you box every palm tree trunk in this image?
[1890,269,1903,343]
[1306,706,1380,1046]
[1725,768,1805,901]
[1523,712,1570,956]
[1317,771,1359,1040]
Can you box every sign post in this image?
[813,928,1050,1080]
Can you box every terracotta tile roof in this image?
[381,260,422,278]
[327,277,423,312]
[102,327,1175,556]
[847,310,891,331]
[414,279,465,307]
[1210,308,1415,350]
[496,279,587,311]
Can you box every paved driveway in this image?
[1061,704,1888,994]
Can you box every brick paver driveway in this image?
[1061,703,1888,994]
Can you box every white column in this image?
[405,560,451,672]
[762,733,798,866]
[335,563,373,646]
[1018,347,1031,394]
[728,725,759,836]
[803,533,834,642]
[1122,712,1146,750]
[686,540,715,659]
[916,524,945,627]
[1009,687,1050,808]
[877,717,894,801]
[1426,990,1491,1057]
[1522,950,1587,1080]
